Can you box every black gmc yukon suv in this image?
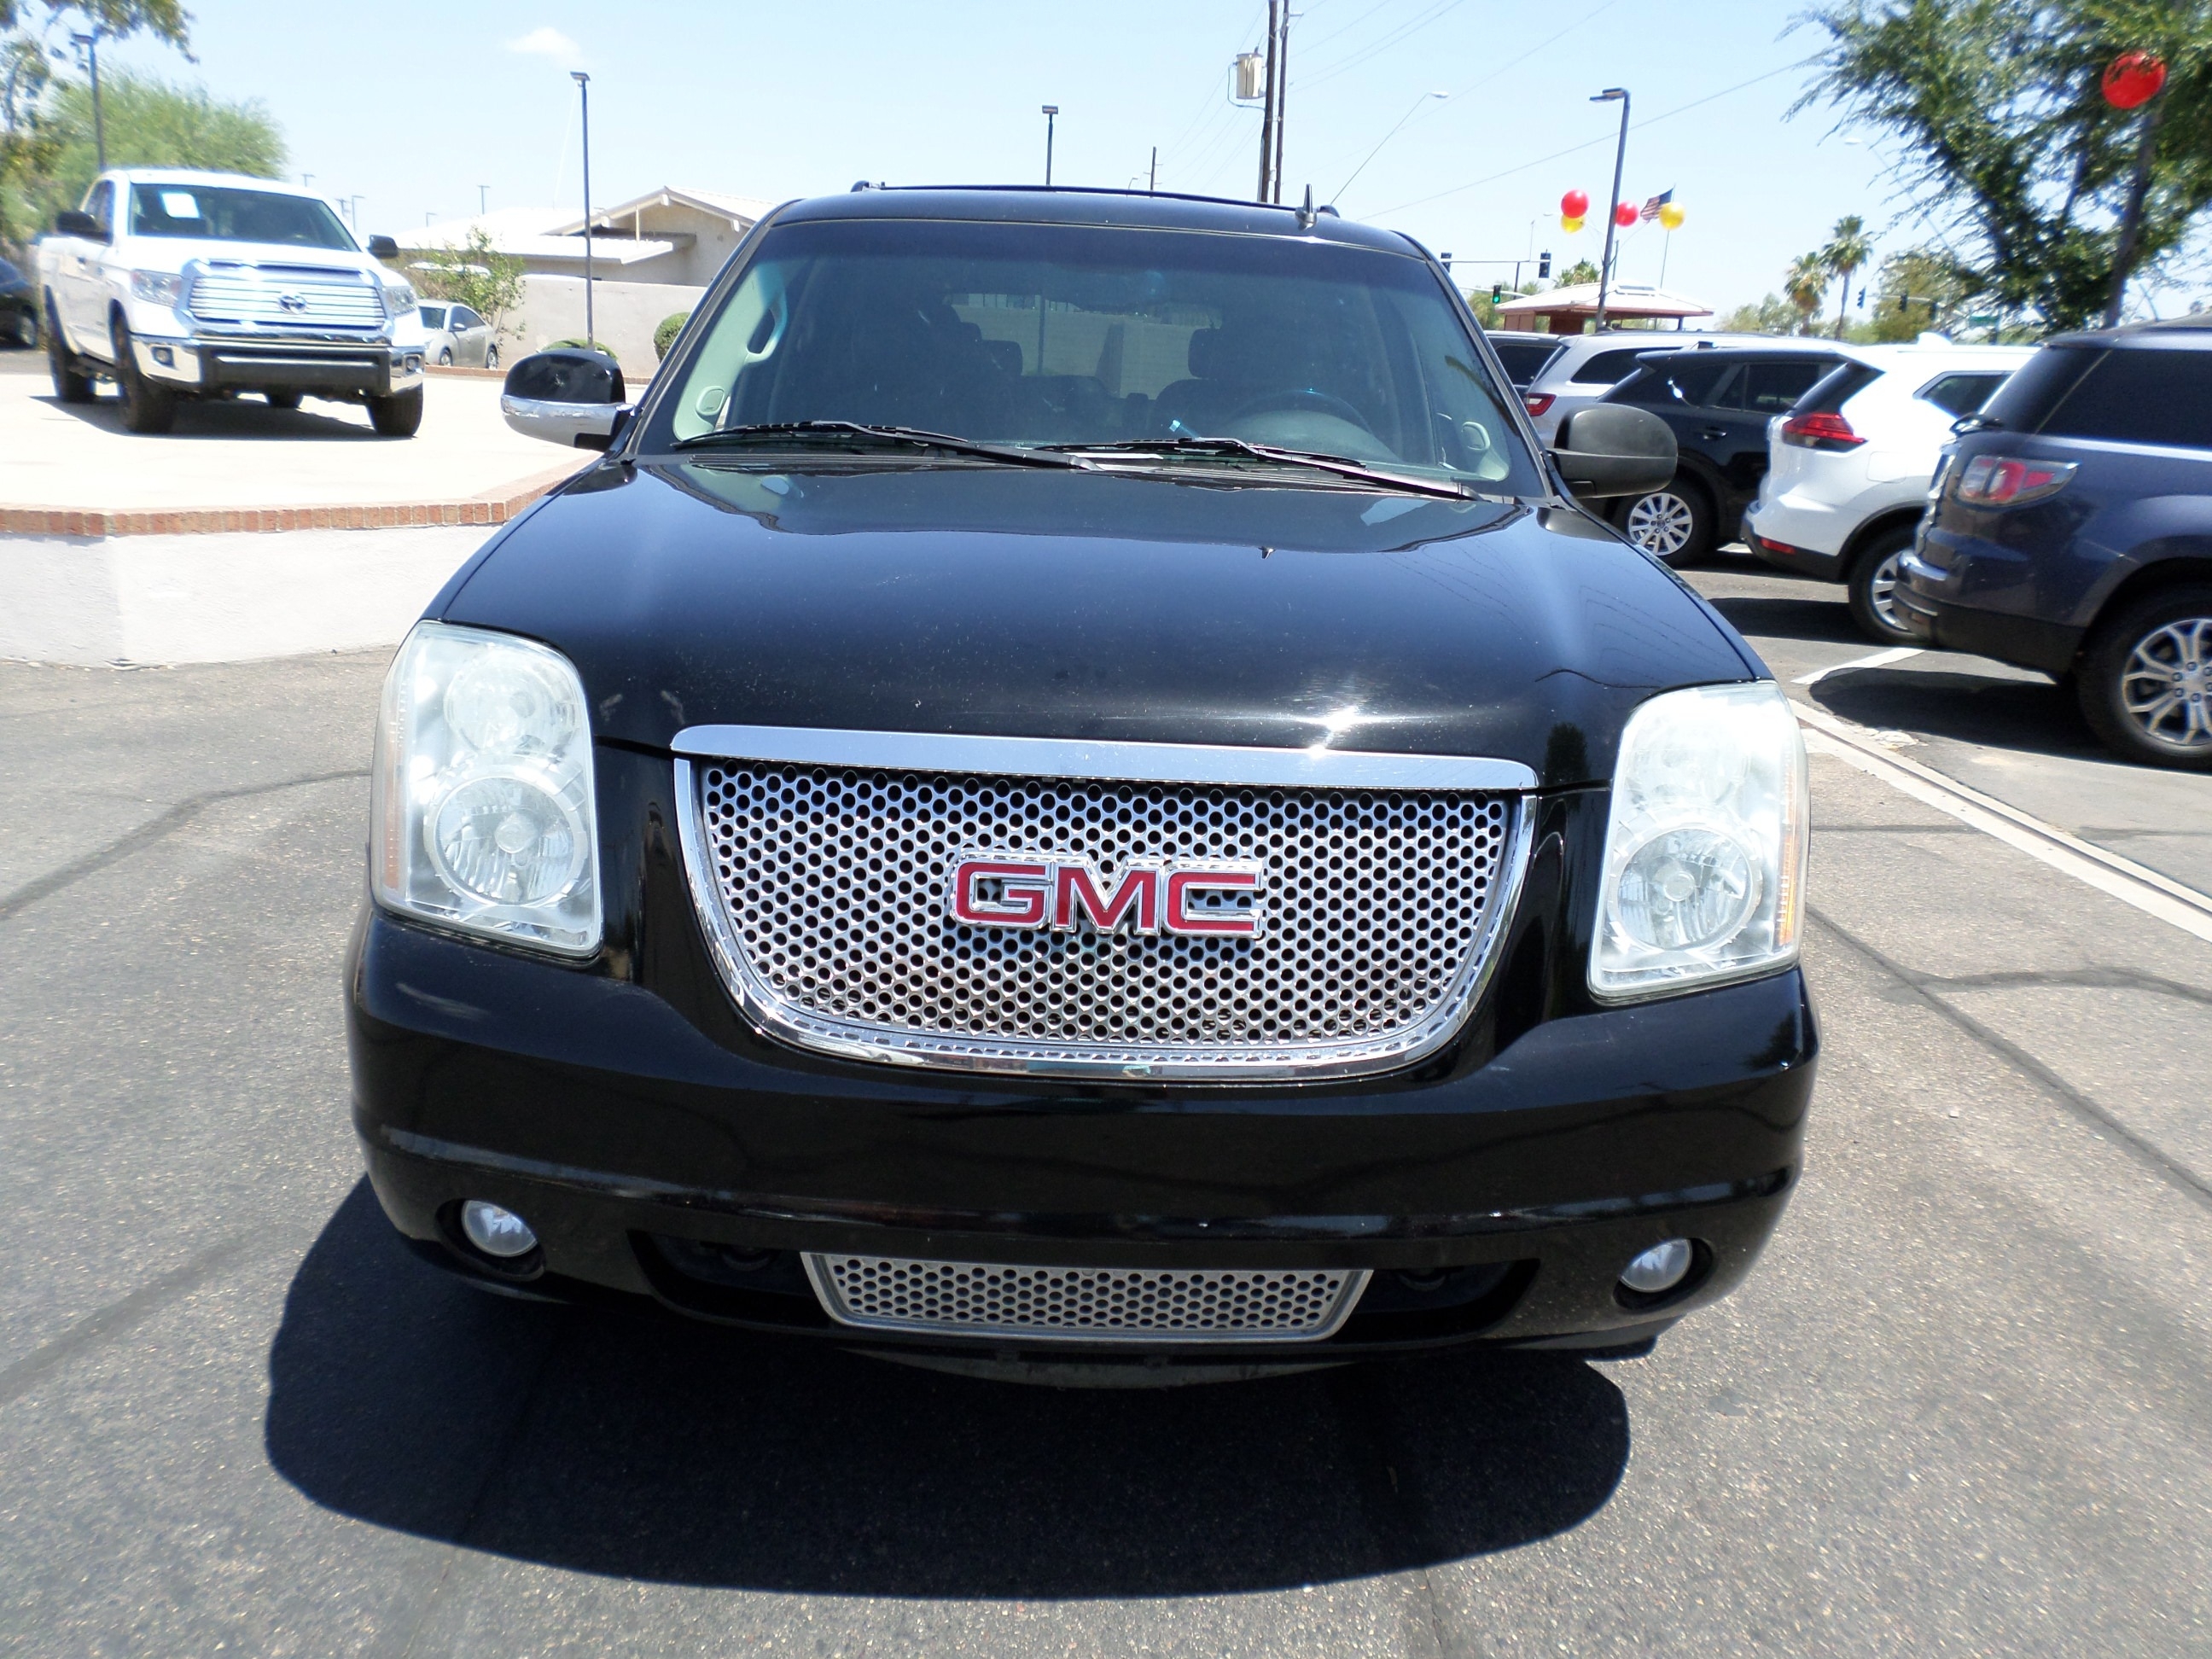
[347,186,1816,1382]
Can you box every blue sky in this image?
[91,1,1920,316]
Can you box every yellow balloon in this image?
[1657,202,1686,231]
[1561,213,1585,233]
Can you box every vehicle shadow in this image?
[1813,666,2110,762]
[36,389,382,439]
[1703,592,1867,649]
[265,1182,1633,1598]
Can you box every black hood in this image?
[436,460,1759,788]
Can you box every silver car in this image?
[419,301,498,369]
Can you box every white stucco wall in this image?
[516,275,707,375]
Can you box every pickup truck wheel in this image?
[2078,585,2212,771]
[1844,527,1920,645]
[265,389,302,410]
[367,385,423,438]
[46,305,92,404]
[110,319,177,434]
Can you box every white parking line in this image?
[1796,701,2212,946]
[1795,646,1922,686]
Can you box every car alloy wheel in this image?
[438,347,454,366]
[1845,527,1919,645]
[2119,616,2212,753]
[1626,490,1697,560]
[486,345,499,370]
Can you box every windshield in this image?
[646,217,1539,490]
[128,184,358,251]
[419,305,448,329]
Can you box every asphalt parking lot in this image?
[2,558,2209,1656]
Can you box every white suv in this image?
[1519,330,1778,445]
[1743,341,2031,641]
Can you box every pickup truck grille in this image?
[186,266,384,329]
[682,750,1526,1080]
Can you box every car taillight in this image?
[1780,411,1865,451]
[1954,453,2078,507]
[1524,393,1555,416]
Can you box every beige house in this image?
[397,186,775,370]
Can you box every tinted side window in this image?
[2040,347,2212,449]
[451,306,483,329]
[1978,346,2098,432]
[1488,338,1559,386]
[1572,346,1665,385]
[1742,358,1832,413]
[83,180,114,230]
[1916,372,2009,417]
[1618,358,1734,408]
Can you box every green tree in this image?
[1557,256,1600,287]
[406,225,526,335]
[1822,213,1874,336]
[1784,251,1831,333]
[1866,244,1982,339]
[1797,0,2212,331]
[1717,294,1804,334]
[26,71,280,222]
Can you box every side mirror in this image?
[54,209,105,241]
[501,348,632,450]
[1550,405,1677,499]
[366,234,400,260]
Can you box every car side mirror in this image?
[1550,405,1677,500]
[366,235,399,260]
[54,209,106,241]
[501,348,632,450]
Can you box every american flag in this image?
[1640,188,1675,223]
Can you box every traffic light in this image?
[1491,282,1505,304]
[1538,250,1551,278]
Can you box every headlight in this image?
[381,282,417,318]
[371,622,600,956]
[130,270,189,306]
[1590,682,1807,1002]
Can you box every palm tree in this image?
[1784,253,1829,335]
[1823,215,1873,339]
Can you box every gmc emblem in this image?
[949,855,1262,938]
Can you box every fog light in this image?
[150,345,175,367]
[460,1200,538,1259]
[1620,1238,1693,1295]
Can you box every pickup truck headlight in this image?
[381,281,417,318]
[130,270,189,306]
[1590,682,1807,1002]
[371,622,601,956]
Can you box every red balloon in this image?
[1614,201,1639,228]
[1561,189,1590,218]
[2103,51,2168,110]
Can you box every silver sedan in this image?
[418,301,498,369]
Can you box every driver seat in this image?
[1153,322,1284,435]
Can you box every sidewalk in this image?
[0,367,579,534]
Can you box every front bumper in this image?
[131,333,426,395]
[346,757,1818,1365]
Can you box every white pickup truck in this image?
[38,168,429,435]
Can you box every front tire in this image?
[46,301,91,403]
[265,388,302,410]
[1619,475,1714,565]
[2078,585,2212,770]
[486,344,499,370]
[437,347,454,367]
[367,385,423,437]
[111,317,177,434]
[1844,527,1919,645]
[13,309,38,348]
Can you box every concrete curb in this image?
[0,459,583,539]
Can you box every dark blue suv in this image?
[1896,320,2212,768]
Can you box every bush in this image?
[654,311,691,360]
[549,337,616,361]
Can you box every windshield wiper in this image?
[670,420,1089,469]
[1039,435,1473,500]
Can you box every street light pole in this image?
[1041,105,1057,186]
[478,183,489,217]
[1257,0,1278,201]
[573,71,593,350]
[71,31,102,170]
[1591,87,1630,332]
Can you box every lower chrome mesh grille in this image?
[685,755,1524,1080]
[805,1254,1370,1344]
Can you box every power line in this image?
[1295,0,1468,91]
[1366,55,1820,220]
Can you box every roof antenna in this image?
[1296,183,1316,230]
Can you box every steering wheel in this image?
[1226,387,1377,434]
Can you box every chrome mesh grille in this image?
[187,267,384,328]
[690,760,1520,1079]
[805,1254,1369,1344]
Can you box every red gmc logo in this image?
[948,855,1262,938]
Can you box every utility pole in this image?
[1592,87,1630,331]
[71,32,102,170]
[572,71,594,350]
[478,183,489,217]
[1149,145,1157,192]
[1041,105,1058,186]
[1271,9,1290,203]
[1257,0,1278,202]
